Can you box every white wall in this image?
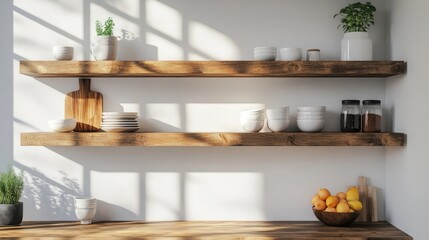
[0,0,13,172]
[385,0,429,239]
[10,0,390,221]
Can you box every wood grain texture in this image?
[367,186,378,222]
[357,176,368,222]
[20,61,406,78]
[20,132,406,147]
[0,221,412,239]
[64,79,102,132]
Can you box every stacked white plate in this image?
[101,112,139,132]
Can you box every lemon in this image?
[346,187,359,201]
[348,200,363,211]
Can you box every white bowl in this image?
[297,111,325,116]
[240,115,265,121]
[241,109,265,115]
[75,207,97,225]
[241,120,264,133]
[297,119,325,132]
[48,118,76,124]
[53,46,73,51]
[52,46,74,60]
[267,119,290,132]
[254,53,277,61]
[48,119,76,132]
[297,106,326,112]
[297,117,325,121]
[266,107,289,119]
[254,46,277,51]
[280,47,302,61]
[53,52,73,61]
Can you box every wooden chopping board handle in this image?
[79,78,91,94]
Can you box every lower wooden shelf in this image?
[0,221,412,239]
[20,132,405,147]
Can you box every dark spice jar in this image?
[362,100,382,132]
[341,100,361,132]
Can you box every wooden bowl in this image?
[312,207,360,227]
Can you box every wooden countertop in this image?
[0,221,412,239]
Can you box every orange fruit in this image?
[325,207,336,213]
[314,199,327,211]
[337,192,346,200]
[311,194,320,206]
[326,196,339,208]
[336,202,350,213]
[318,188,331,201]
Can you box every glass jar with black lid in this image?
[341,100,361,132]
[362,100,382,132]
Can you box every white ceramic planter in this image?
[341,32,373,61]
[92,36,118,60]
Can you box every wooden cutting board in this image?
[356,176,368,222]
[65,78,102,132]
[367,186,378,222]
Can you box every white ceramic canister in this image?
[341,32,373,61]
[306,49,321,61]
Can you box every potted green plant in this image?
[0,168,24,225]
[334,2,376,60]
[92,17,117,60]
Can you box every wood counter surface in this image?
[0,221,412,239]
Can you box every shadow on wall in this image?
[15,161,80,218]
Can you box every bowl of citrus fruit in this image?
[311,187,362,227]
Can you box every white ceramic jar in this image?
[341,32,373,61]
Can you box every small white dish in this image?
[267,119,290,132]
[240,120,264,133]
[52,46,74,61]
[297,106,326,112]
[297,119,325,132]
[75,208,96,225]
[280,47,302,61]
[48,119,76,132]
[297,112,325,117]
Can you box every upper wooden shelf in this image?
[21,132,405,147]
[20,61,406,78]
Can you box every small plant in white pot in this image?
[92,17,117,60]
[0,168,24,226]
[334,2,376,60]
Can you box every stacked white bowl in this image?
[52,46,74,60]
[266,107,290,132]
[240,109,265,132]
[297,106,326,132]
[254,47,277,61]
[74,197,97,224]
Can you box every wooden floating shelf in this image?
[20,60,406,78]
[0,221,412,239]
[21,132,405,147]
